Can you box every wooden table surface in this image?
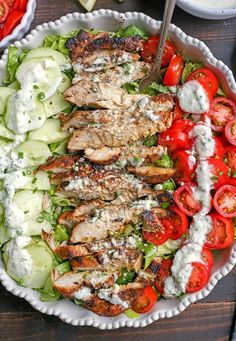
[1,1,236,340]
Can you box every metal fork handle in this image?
[152,0,176,80]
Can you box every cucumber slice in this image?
[7,169,50,191]
[58,73,71,93]
[16,57,62,99]
[24,47,68,66]
[0,222,10,247]
[5,91,47,135]
[44,91,72,118]
[0,117,15,140]
[13,190,44,222]
[22,218,52,236]
[14,140,52,166]
[78,0,96,11]
[8,81,20,90]
[28,119,70,144]
[0,87,15,115]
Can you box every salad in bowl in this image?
[0,12,235,325]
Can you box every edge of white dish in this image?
[0,9,236,330]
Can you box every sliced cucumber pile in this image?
[0,118,15,140]
[14,140,52,166]
[44,92,72,118]
[28,119,70,144]
[0,87,15,115]
[13,190,44,222]
[8,169,50,191]
[24,47,68,66]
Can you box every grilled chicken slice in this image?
[70,249,143,272]
[66,29,144,61]
[136,257,163,285]
[37,155,80,173]
[70,204,150,243]
[127,166,176,184]
[142,207,169,233]
[73,61,151,86]
[83,295,124,317]
[84,145,167,166]
[59,170,157,202]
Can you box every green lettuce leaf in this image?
[43,30,80,56]
[181,61,204,84]
[143,135,157,147]
[54,225,69,242]
[124,309,140,318]
[142,82,172,96]
[116,268,136,285]
[3,46,27,85]
[114,24,147,39]
[121,81,139,94]
[155,154,173,168]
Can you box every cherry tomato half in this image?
[2,10,23,38]
[5,0,15,8]
[141,35,176,67]
[213,136,224,160]
[163,55,184,86]
[206,97,236,132]
[154,259,173,295]
[173,182,202,217]
[201,247,214,271]
[172,149,196,183]
[0,0,9,24]
[162,205,189,240]
[205,213,235,249]
[225,118,236,146]
[185,262,210,293]
[213,185,236,218]
[207,158,229,189]
[132,286,158,314]
[187,67,219,99]
[14,0,27,11]
[223,145,236,175]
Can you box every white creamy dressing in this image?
[74,287,93,301]
[136,97,160,122]
[5,236,33,283]
[191,0,236,8]
[177,80,210,114]
[164,121,214,297]
[97,284,129,308]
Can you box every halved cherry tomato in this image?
[161,205,189,240]
[2,10,23,38]
[187,67,219,99]
[163,55,184,86]
[172,149,196,183]
[213,185,236,218]
[223,145,236,174]
[154,259,173,295]
[173,182,202,217]
[206,97,236,132]
[5,0,15,8]
[172,119,195,135]
[201,247,214,271]
[14,0,27,11]
[207,158,229,189]
[225,118,236,146]
[132,286,157,314]
[205,213,235,249]
[142,210,172,246]
[173,99,185,121]
[0,0,9,24]
[141,35,176,67]
[185,262,209,293]
[212,136,224,160]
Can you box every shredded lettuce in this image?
[181,61,204,84]
[54,225,69,242]
[155,154,173,168]
[116,268,136,285]
[3,46,27,85]
[121,81,139,94]
[43,31,80,56]
[143,135,157,147]
[124,309,140,319]
[114,24,147,39]
[50,196,73,207]
[162,178,176,191]
[142,82,171,96]
[136,241,158,269]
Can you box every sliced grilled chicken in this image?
[59,170,157,202]
[127,166,176,184]
[73,61,151,86]
[84,145,167,166]
[70,249,143,272]
[142,207,169,233]
[37,155,79,173]
[70,204,149,243]
[54,235,139,259]
[53,270,119,298]
[58,199,104,228]
[83,295,124,317]
[66,29,144,61]
[136,257,163,285]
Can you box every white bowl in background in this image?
[176,0,236,20]
[0,10,236,330]
[0,0,36,51]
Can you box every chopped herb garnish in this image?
[18,152,24,159]
[22,171,26,176]
[38,92,46,101]
[218,171,223,176]
[37,217,44,223]
[33,187,38,193]
[32,177,37,184]
[33,85,39,89]
[161,201,170,209]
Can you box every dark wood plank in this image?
[0,302,234,341]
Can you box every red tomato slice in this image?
[162,205,189,240]
[163,55,184,86]
[5,0,15,8]
[132,286,157,314]
[213,185,236,218]
[187,67,219,98]
[207,158,229,189]
[158,130,191,152]
[201,247,214,271]
[0,0,9,24]
[223,145,236,175]
[225,118,236,146]
[154,259,173,295]
[173,182,202,217]
[14,0,27,11]
[172,119,195,134]
[142,210,172,246]
[185,262,209,293]
[2,10,23,38]
[172,149,196,183]
[141,35,176,67]
[212,136,224,160]
[206,97,236,132]
[205,213,235,249]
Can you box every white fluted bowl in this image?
[0,10,236,330]
[0,0,36,51]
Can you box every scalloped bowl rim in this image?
[0,0,36,50]
[0,9,236,330]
